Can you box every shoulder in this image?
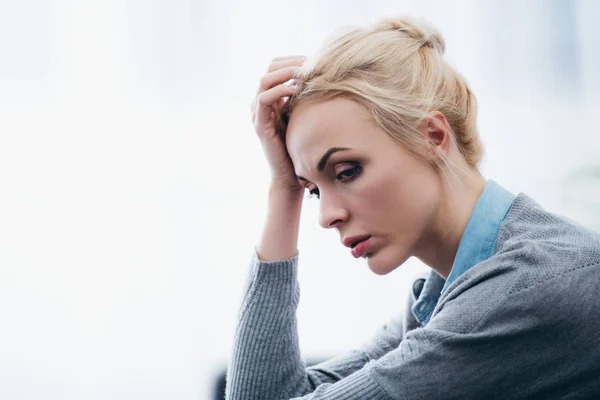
[430,192,600,333]
[466,192,600,290]
[495,192,600,291]
[497,192,600,253]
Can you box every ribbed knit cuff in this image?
[300,364,386,399]
[235,247,300,320]
[251,246,299,281]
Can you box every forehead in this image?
[285,98,373,168]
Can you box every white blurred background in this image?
[0,1,599,399]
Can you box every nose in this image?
[318,191,348,229]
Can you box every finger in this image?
[255,84,296,124]
[250,97,256,117]
[252,93,288,119]
[257,84,295,109]
[259,66,300,92]
[252,84,295,123]
[251,79,293,117]
[271,55,306,62]
[267,58,306,73]
[277,97,286,110]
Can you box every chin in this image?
[367,252,398,275]
[365,250,405,275]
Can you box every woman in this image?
[226,16,600,400]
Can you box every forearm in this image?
[227,183,313,399]
[226,250,306,400]
[256,183,304,261]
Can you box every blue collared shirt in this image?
[411,179,515,325]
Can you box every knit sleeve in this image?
[225,248,417,400]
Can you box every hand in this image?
[251,55,305,192]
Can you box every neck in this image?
[414,169,486,279]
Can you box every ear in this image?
[420,111,451,157]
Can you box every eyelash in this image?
[306,165,362,200]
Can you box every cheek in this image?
[346,170,393,222]
[354,160,439,232]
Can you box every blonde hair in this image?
[278,15,483,179]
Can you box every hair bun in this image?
[376,16,446,54]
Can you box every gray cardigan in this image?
[225,193,600,399]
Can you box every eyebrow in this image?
[296,147,351,181]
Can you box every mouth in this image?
[350,237,371,258]
[351,237,368,248]
[343,234,371,248]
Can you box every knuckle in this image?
[257,93,268,106]
[287,66,299,76]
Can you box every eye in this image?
[306,187,320,200]
[304,164,361,201]
[336,165,362,181]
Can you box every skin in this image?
[285,97,487,278]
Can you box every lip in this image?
[342,234,371,249]
[350,237,371,258]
